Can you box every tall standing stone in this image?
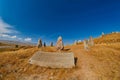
[89,36,94,46]
[56,36,64,51]
[78,40,82,43]
[74,40,78,45]
[102,32,105,36]
[50,42,53,47]
[37,39,42,48]
[83,40,89,50]
[43,42,46,47]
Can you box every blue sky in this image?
[0,0,120,44]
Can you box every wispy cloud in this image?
[11,35,17,39]
[0,17,18,34]
[0,17,32,42]
[0,34,17,39]
[24,38,32,42]
[0,17,19,40]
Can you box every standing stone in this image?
[50,42,53,47]
[102,32,104,36]
[89,36,94,46]
[83,40,89,50]
[115,31,119,33]
[56,36,64,51]
[37,39,42,48]
[74,40,78,45]
[112,32,115,34]
[43,42,46,47]
[78,40,82,43]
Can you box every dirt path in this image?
[71,46,102,80]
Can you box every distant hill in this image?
[0,42,9,46]
[0,40,36,46]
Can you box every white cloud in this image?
[0,17,33,42]
[0,17,22,41]
[18,38,22,40]
[0,34,10,38]
[0,34,17,39]
[0,17,18,34]
[0,33,32,42]
[11,35,17,39]
[24,38,32,42]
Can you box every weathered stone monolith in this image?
[89,36,94,46]
[83,40,89,50]
[74,40,78,45]
[78,40,82,43]
[56,36,64,51]
[43,42,46,47]
[50,42,53,47]
[37,39,42,48]
[102,32,105,36]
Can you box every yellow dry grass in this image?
[0,33,120,80]
[0,47,75,80]
[94,33,120,44]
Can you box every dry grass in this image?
[94,33,120,44]
[0,47,75,80]
[87,45,120,80]
[0,33,120,80]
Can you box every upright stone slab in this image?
[102,32,104,35]
[50,42,53,47]
[29,51,75,68]
[83,40,89,50]
[37,39,42,48]
[56,36,64,51]
[78,40,82,43]
[74,40,78,45]
[89,36,94,46]
[43,42,46,47]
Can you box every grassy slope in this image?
[0,33,120,80]
[94,33,120,44]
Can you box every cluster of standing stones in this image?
[37,39,54,48]
[83,36,94,50]
[37,36,64,51]
[74,36,94,50]
[37,31,120,50]
[37,35,95,51]
[74,31,120,50]
[74,40,82,45]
